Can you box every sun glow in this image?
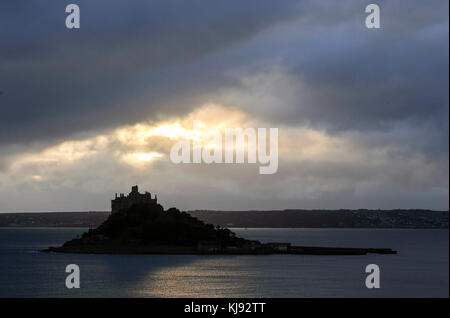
[132,152,163,161]
[145,124,188,139]
[119,152,164,168]
[8,103,340,175]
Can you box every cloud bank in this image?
[0,0,448,211]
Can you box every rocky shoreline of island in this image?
[43,244,397,255]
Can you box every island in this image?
[44,186,397,255]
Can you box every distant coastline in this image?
[0,209,447,229]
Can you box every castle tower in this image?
[111,185,158,214]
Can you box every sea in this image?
[0,228,448,298]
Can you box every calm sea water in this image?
[0,228,448,298]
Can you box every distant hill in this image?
[0,209,448,228]
[0,212,109,228]
[188,209,449,229]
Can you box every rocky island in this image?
[44,186,397,255]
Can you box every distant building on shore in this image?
[111,185,157,214]
[266,242,291,251]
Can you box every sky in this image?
[0,0,448,212]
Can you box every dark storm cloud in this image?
[1,0,448,148]
[211,0,448,159]
[222,0,449,129]
[284,19,449,157]
[0,0,300,146]
[287,19,449,132]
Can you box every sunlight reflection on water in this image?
[0,228,448,297]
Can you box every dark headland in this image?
[44,186,396,256]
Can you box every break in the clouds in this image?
[0,0,448,211]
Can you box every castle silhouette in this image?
[111,185,157,214]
